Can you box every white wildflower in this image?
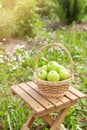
[0,58,4,63]
[11,56,17,61]
[18,55,23,62]
[14,44,25,50]
[0,54,4,58]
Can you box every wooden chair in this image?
[11,82,86,130]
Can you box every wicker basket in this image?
[34,43,74,98]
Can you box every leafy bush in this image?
[14,0,42,38]
[0,0,17,9]
[0,0,42,40]
[52,0,87,24]
[0,8,16,40]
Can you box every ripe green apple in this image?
[37,69,47,80]
[47,70,60,82]
[47,61,59,72]
[41,65,47,71]
[59,69,70,80]
[56,64,66,72]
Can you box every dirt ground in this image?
[0,39,32,53]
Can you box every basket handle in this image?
[35,43,74,78]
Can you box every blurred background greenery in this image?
[0,0,87,40]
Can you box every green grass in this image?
[0,30,87,130]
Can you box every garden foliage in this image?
[14,0,41,38]
[0,8,15,40]
[0,0,41,40]
[51,0,87,24]
[0,0,87,40]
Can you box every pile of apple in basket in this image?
[34,43,73,98]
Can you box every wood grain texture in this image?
[11,82,85,130]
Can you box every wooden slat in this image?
[35,101,76,118]
[46,97,63,107]
[11,85,45,113]
[27,82,63,107]
[58,96,70,104]
[69,87,85,98]
[19,83,54,110]
[65,91,78,101]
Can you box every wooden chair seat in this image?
[11,82,85,130]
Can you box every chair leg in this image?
[21,115,35,130]
[50,107,69,130]
[42,114,54,126]
[21,124,30,130]
[58,128,62,130]
[26,115,35,127]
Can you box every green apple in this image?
[47,61,59,72]
[59,69,70,80]
[41,65,47,71]
[56,64,66,72]
[47,70,60,82]
[37,69,47,80]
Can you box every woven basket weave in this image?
[34,43,74,98]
